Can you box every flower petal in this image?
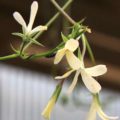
[85,65,107,77]
[66,51,82,70]
[30,25,47,34]
[27,1,38,31]
[42,96,56,120]
[97,107,119,120]
[55,70,74,79]
[13,12,26,28]
[67,70,80,95]
[54,48,66,64]
[81,69,101,93]
[65,39,79,52]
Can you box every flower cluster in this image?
[54,38,107,94]
[42,34,118,120]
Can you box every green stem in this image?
[28,42,64,59]
[19,41,26,55]
[0,54,19,60]
[85,39,95,64]
[51,0,76,25]
[81,34,86,61]
[22,0,74,53]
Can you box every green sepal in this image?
[61,32,68,42]
[68,23,82,39]
[78,17,86,24]
[12,32,25,38]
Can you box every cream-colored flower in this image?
[55,61,107,94]
[42,95,56,120]
[87,95,118,120]
[13,1,47,36]
[80,64,107,94]
[54,39,81,70]
[42,83,62,120]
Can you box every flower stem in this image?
[0,54,19,60]
[27,42,64,59]
[81,34,87,61]
[22,0,74,53]
[50,0,76,25]
[86,39,95,64]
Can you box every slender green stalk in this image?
[0,54,19,60]
[51,0,76,25]
[19,41,26,55]
[22,0,74,53]
[81,34,86,61]
[85,39,95,64]
[28,42,64,59]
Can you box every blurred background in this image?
[0,0,120,120]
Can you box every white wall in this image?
[0,63,119,120]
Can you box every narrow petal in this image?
[97,107,119,120]
[13,12,26,28]
[87,101,97,120]
[66,51,82,70]
[81,69,101,93]
[55,70,74,79]
[30,25,47,34]
[54,48,66,64]
[42,96,56,120]
[65,39,79,52]
[86,65,107,77]
[27,1,38,31]
[67,70,80,94]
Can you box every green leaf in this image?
[61,32,68,42]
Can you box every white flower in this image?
[54,39,81,70]
[80,64,107,94]
[13,1,47,36]
[56,62,107,94]
[54,39,107,94]
[87,94,118,120]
